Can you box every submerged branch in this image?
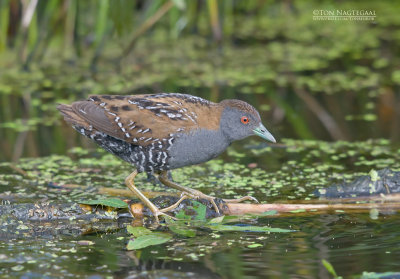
[2,197,399,223]
[224,201,400,216]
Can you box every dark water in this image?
[0,138,399,278]
[1,209,400,278]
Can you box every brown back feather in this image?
[57,104,89,128]
[67,94,224,146]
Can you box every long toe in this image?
[190,192,221,215]
[159,194,190,214]
[155,210,177,221]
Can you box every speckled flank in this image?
[73,124,173,172]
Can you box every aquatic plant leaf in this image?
[208,224,293,233]
[322,259,339,278]
[247,243,263,248]
[126,225,152,237]
[258,210,278,216]
[289,209,306,213]
[191,201,207,220]
[361,272,400,279]
[175,209,193,220]
[164,216,197,237]
[126,232,172,250]
[79,198,128,208]
[369,169,380,181]
[168,224,197,237]
[208,216,225,224]
[175,200,207,221]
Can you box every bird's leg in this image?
[125,170,173,222]
[158,171,222,214]
[158,171,259,214]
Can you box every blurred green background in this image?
[0,0,399,161]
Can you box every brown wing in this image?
[71,94,223,146]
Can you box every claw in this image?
[157,171,258,217]
[179,189,222,214]
[153,210,177,222]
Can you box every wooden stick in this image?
[49,183,179,199]
[279,193,400,204]
[224,202,400,216]
[98,187,178,199]
[51,183,400,217]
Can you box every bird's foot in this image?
[182,192,259,215]
[151,192,259,220]
[176,190,222,215]
[152,210,177,223]
[128,200,176,223]
[158,194,190,214]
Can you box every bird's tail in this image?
[57,104,88,128]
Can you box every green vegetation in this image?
[1,0,400,161]
[125,202,290,250]
[1,0,400,278]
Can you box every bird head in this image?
[219,99,276,143]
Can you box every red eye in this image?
[241,116,249,124]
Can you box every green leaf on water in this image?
[208,224,293,233]
[175,200,207,221]
[164,216,197,237]
[247,243,263,248]
[258,210,278,216]
[79,198,128,208]
[322,259,339,278]
[168,223,197,237]
[175,209,193,220]
[126,225,152,237]
[208,215,225,224]
[360,272,400,279]
[216,215,242,224]
[289,209,306,213]
[191,201,207,220]
[11,265,24,271]
[369,169,380,182]
[126,232,172,250]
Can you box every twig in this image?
[9,164,29,177]
[293,86,346,140]
[49,182,178,199]
[122,1,175,57]
[98,187,178,199]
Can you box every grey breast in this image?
[168,128,230,169]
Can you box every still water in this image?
[1,137,399,278]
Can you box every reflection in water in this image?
[1,206,400,277]
[115,257,221,279]
[208,215,400,278]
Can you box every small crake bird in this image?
[58,93,276,222]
